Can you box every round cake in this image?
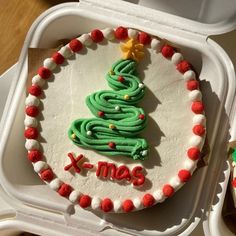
[24,26,206,213]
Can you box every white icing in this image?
[133,198,141,209]
[183,70,196,81]
[189,135,203,148]
[33,161,48,173]
[91,197,101,210]
[49,178,62,191]
[115,106,120,111]
[171,53,183,65]
[78,34,92,46]
[32,75,45,87]
[169,176,181,188]
[188,90,202,101]
[43,58,57,70]
[193,114,206,125]
[25,139,39,150]
[184,159,196,171]
[150,38,161,51]
[113,200,122,212]
[153,190,165,202]
[25,95,40,107]
[138,83,145,88]
[24,116,38,128]
[102,28,115,40]
[87,131,92,136]
[59,46,73,59]
[69,190,81,203]
[128,29,138,39]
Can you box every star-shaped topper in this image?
[120,39,144,62]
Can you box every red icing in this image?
[115,27,128,40]
[232,178,236,188]
[40,168,54,181]
[52,52,64,64]
[132,166,145,186]
[28,150,42,162]
[91,29,104,43]
[28,85,41,96]
[69,39,83,52]
[96,161,116,178]
[191,101,204,114]
[161,45,175,58]
[58,184,72,197]
[79,195,91,208]
[122,199,134,212]
[176,60,191,73]
[118,76,125,83]
[81,163,94,169]
[162,184,174,197]
[193,124,205,136]
[101,198,113,212]
[178,169,191,182]
[138,32,151,45]
[108,142,116,149]
[187,147,200,160]
[187,80,199,91]
[98,111,105,117]
[24,127,38,139]
[142,193,155,207]
[115,165,131,181]
[38,67,51,79]
[139,114,145,120]
[25,106,39,117]
[64,153,84,173]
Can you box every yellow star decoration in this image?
[120,39,144,62]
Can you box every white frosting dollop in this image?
[79,34,92,46]
[169,176,181,188]
[183,70,196,81]
[25,94,40,107]
[91,197,101,210]
[33,161,48,173]
[102,28,115,40]
[193,114,206,125]
[49,178,62,191]
[184,159,196,171]
[133,198,141,209]
[32,75,45,87]
[188,90,202,101]
[189,135,203,148]
[171,53,183,65]
[59,46,73,59]
[113,200,122,212]
[153,190,165,202]
[25,139,39,150]
[43,58,57,71]
[128,29,138,39]
[151,38,161,51]
[69,190,81,203]
[24,115,38,128]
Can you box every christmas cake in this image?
[24,26,206,213]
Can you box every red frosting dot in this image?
[118,76,125,83]
[139,114,145,120]
[187,80,199,91]
[38,67,51,79]
[24,127,38,139]
[52,52,64,64]
[187,147,200,160]
[191,101,204,114]
[232,178,236,188]
[122,199,134,212]
[91,29,104,43]
[176,60,191,73]
[115,26,128,40]
[161,45,175,58]
[40,168,54,181]
[27,150,42,162]
[98,111,105,117]
[138,32,151,45]
[142,193,155,207]
[28,85,41,97]
[69,39,83,52]
[108,142,116,149]
[162,184,174,197]
[79,195,91,208]
[178,169,191,182]
[101,198,113,212]
[193,124,205,136]
[58,184,72,197]
[25,106,39,117]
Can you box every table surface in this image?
[0,1,236,236]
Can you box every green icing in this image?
[233,148,236,163]
[68,59,148,161]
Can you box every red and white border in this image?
[24,26,206,213]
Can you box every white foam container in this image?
[0,0,236,235]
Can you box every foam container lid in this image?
[0,0,236,235]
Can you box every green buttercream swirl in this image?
[68,59,148,160]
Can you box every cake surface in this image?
[24,27,206,213]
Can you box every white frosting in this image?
[193,114,206,125]
[59,46,73,59]
[169,176,181,188]
[188,90,202,101]
[49,178,62,191]
[183,70,196,81]
[113,200,122,212]
[91,197,101,210]
[171,53,183,65]
[189,135,203,148]
[25,95,40,107]
[133,197,141,209]
[43,58,57,70]
[69,190,81,203]
[25,139,39,150]
[184,159,196,171]
[128,29,138,39]
[33,161,48,173]
[78,34,92,46]
[24,116,38,128]
[153,190,165,202]
[102,28,115,40]
[150,38,161,51]
[32,75,45,87]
